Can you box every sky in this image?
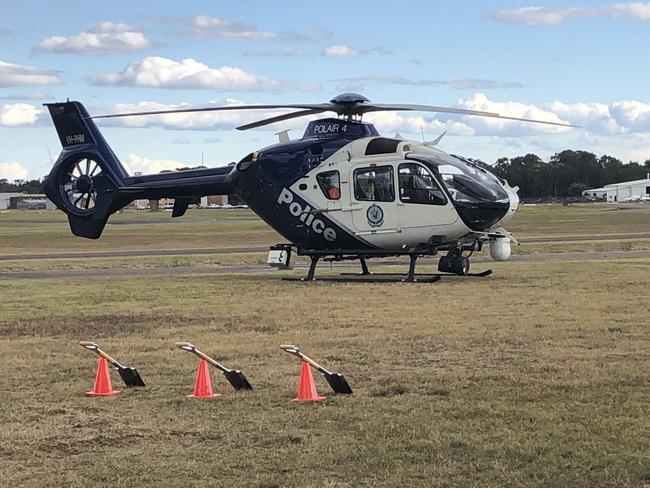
[1,0,650,180]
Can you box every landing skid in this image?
[439,269,493,278]
[272,242,492,282]
[341,269,493,278]
[282,274,442,284]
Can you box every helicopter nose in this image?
[498,186,519,226]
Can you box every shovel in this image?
[280,345,352,394]
[79,341,145,387]
[175,342,253,391]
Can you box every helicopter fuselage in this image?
[232,118,519,252]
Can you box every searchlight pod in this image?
[489,238,512,261]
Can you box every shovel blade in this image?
[325,372,352,394]
[224,370,253,391]
[118,367,145,387]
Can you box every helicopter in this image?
[42,93,575,282]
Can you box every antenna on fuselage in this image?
[45,140,54,165]
[423,131,447,147]
[275,130,290,143]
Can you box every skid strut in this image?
[359,257,370,276]
[303,255,320,281]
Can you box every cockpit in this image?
[407,152,511,231]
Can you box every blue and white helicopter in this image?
[43,93,574,281]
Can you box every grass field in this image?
[0,205,649,487]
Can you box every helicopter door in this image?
[396,162,458,229]
[349,164,400,234]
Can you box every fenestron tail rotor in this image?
[86,92,580,131]
[62,157,102,214]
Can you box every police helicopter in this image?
[42,93,575,282]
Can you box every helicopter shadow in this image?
[282,269,492,283]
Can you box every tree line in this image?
[0,179,44,194]
[491,151,650,199]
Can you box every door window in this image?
[354,165,395,202]
[316,170,341,200]
[398,163,446,205]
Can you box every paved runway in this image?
[0,246,268,261]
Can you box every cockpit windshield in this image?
[407,153,508,205]
[407,152,510,231]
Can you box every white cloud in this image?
[323,44,360,57]
[188,16,283,40]
[365,111,475,137]
[488,3,650,26]
[549,101,622,134]
[0,161,29,180]
[608,2,650,20]
[0,103,43,127]
[322,44,392,57]
[36,21,151,54]
[179,16,326,41]
[488,6,577,26]
[454,93,571,135]
[0,92,52,101]
[94,99,324,131]
[89,56,281,91]
[126,154,186,175]
[332,76,524,90]
[0,60,61,87]
[243,49,307,57]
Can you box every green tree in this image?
[567,182,589,196]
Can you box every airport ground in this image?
[0,204,648,487]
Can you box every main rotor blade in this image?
[236,108,325,131]
[88,103,333,120]
[361,103,578,128]
[86,98,579,129]
[361,103,499,117]
[483,114,580,128]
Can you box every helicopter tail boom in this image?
[43,101,234,239]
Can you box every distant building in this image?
[583,177,650,202]
[0,193,56,210]
[129,194,240,210]
[0,192,23,210]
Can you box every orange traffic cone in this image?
[291,361,326,402]
[187,359,221,399]
[85,357,120,397]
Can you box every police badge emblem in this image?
[366,204,384,227]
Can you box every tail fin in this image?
[43,100,235,239]
[43,101,131,238]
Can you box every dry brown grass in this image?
[0,208,279,254]
[1,204,649,487]
[0,258,648,487]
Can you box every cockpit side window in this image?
[353,165,395,202]
[398,163,447,205]
[316,170,341,200]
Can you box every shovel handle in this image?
[79,341,121,368]
[175,342,229,373]
[280,345,327,374]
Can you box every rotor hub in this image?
[76,175,93,193]
[329,93,371,105]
